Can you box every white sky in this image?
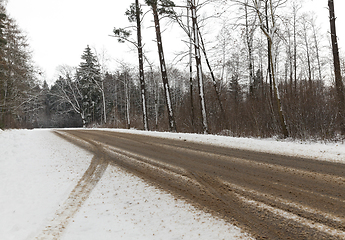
[5,0,345,85]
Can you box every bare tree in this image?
[310,15,323,82]
[244,0,257,95]
[252,0,289,138]
[300,14,312,85]
[291,1,301,91]
[92,47,108,125]
[112,1,149,130]
[50,66,86,127]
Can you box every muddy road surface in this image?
[57,129,345,240]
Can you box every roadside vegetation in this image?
[1,0,345,141]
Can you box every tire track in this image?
[59,130,345,240]
[36,134,108,240]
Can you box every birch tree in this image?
[310,15,323,82]
[190,0,208,134]
[252,0,289,138]
[244,0,257,96]
[50,66,86,127]
[301,14,312,85]
[93,47,109,125]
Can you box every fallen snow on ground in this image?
[0,129,92,240]
[1,128,344,240]
[99,128,345,164]
[62,166,247,240]
[0,129,251,240]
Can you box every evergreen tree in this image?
[76,45,102,126]
[113,1,149,130]
[0,4,6,128]
[0,3,37,129]
[328,0,345,135]
[145,0,177,132]
[0,4,6,57]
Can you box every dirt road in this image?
[57,129,345,239]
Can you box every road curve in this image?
[57,129,345,240]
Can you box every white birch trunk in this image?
[191,0,208,134]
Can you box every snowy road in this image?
[1,129,251,240]
[1,129,345,239]
[58,129,345,240]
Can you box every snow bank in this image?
[98,128,345,164]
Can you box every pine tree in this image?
[328,0,345,135]
[76,45,102,126]
[145,0,177,132]
[113,1,149,130]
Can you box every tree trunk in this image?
[152,4,177,132]
[328,0,345,135]
[293,2,298,92]
[81,112,86,128]
[198,29,227,129]
[191,0,208,134]
[312,22,322,82]
[187,0,194,130]
[126,73,131,129]
[245,3,255,96]
[136,0,149,131]
[255,0,289,138]
[302,19,312,87]
[269,41,289,138]
[101,81,106,124]
[265,0,273,99]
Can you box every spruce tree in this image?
[76,45,102,126]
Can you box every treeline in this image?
[0,3,42,129]
[1,0,345,141]
[33,46,342,141]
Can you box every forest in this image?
[1,0,345,141]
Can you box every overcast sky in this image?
[6,0,345,85]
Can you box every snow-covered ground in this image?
[0,129,251,240]
[100,128,345,164]
[1,128,344,240]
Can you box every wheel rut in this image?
[50,129,345,240]
[36,133,108,240]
